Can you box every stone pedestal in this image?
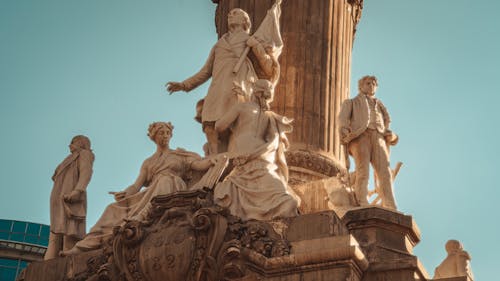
[241,211,368,281]
[19,249,105,281]
[343,207,429,281]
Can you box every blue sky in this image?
[1,0,498,279]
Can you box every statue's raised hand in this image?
[166,82,186,94]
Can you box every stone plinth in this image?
[343,207,429,281]
[19,249,105,281]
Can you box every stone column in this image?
[211,0,363,185]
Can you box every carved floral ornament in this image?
[285,150,345,177]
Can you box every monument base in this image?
[21,191,433,281]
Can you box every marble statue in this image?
[44,135,94,260]
[213,79,298,221]
[167,2,283,156]
[338,75,398,209]
[60,122,215,256]
[434,240,474,280]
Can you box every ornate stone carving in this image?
[226,218,291,258]
[347,0,364,34]
[106,189,292,281]
[286,150,345,185]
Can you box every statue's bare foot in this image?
[59,247,82,257]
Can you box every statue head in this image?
[228,8,251,33]
[358,75,378,96]
[148,122,174,147]
[445,239,464,255]
[252,79,274,109]
[69,135,91,153]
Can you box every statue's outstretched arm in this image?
[167,47,215,93]
[114,162,148,201]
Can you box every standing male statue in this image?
[338,76,398,209]
[167,4,282,155]
[44,135,94,260]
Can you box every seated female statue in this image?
[60,121,214,256]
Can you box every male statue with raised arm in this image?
[166,8,277,155]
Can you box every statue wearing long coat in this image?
[50,148,94,239]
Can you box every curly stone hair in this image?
[147,122,174,141]
[357,75,378,93]
[71,135,91,150]
[228,8,251,33]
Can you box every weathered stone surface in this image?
[343,207,429,281]
[286,211,347,242]
[21,249,104,281]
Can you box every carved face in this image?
[360,78,378,96]
[227,9,250,33]
[153,126,172,148]
[69,140,79,153]
[255,89,273,101]
[253,79,274,104]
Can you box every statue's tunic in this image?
[182,31,257,122]
[50,149,94,239]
